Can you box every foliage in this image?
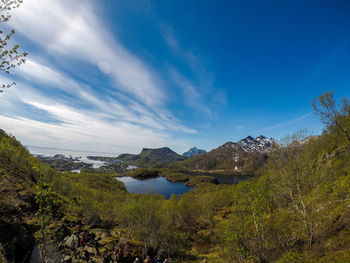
[0,0,27,92]
[35,175,63,263]
[0,0,23,22]
[216,92,350,262]
[312,91,350,147]
[0,129,47,187]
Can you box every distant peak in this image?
[183,147,207,157]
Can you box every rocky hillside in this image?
[0,129,129,263]
[181,135,276,173]
[182,147,207,157]
[116,147,187,168]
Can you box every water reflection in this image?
[117,176,190,199]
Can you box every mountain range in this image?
[181,135,277,173]
[114,135,276,173]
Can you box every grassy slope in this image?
[1,128,350,262]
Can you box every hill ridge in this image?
[117,146,186,168]
[181,135,276,173]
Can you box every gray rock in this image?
[65,235,78,248]
[63,255,71,262]
[30,245,42,263]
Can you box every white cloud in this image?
[0,0,199,154]
[162,26,222,117]
[16,58,81,92]
[0,72,195,153]
[170,69,212,117]
[14,58,197,134]
[0,98,189,154]
[10,0,165,108]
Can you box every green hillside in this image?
[1,92,350,262]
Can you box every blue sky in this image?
[0,0,349,154]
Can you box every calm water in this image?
[117,176,191,199]
[183,171,253,184]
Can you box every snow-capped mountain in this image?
[183,135,277,173]
[224,135,277,153]
[183,147,207,157]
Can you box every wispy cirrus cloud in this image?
[162,25,225,118]
[170,68,213,117]
[256,113,313,133]
[0,114,172,154]
[0,88,192,153]
[162,25,208,75]
[0,57,195,153]
[14,58,196,133]
[0,0,199,153]
[235,125,245,130]
[16,58,83,93]
[10,0,165,108]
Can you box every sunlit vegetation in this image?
[0,0,27,92]
[1,92,350,262]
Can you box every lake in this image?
[183,171,253,184]
[117,176,191,199]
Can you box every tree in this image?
[0,0,27,92]
[34,169,62,263]
[268,131,321,249]
[0,0,23,22]
[222,178,272,263]
[120,196,164,259]
[177,193,202,238]
[312,91,350,146]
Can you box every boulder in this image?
[64,235,78,249]
[63,255,71,262]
